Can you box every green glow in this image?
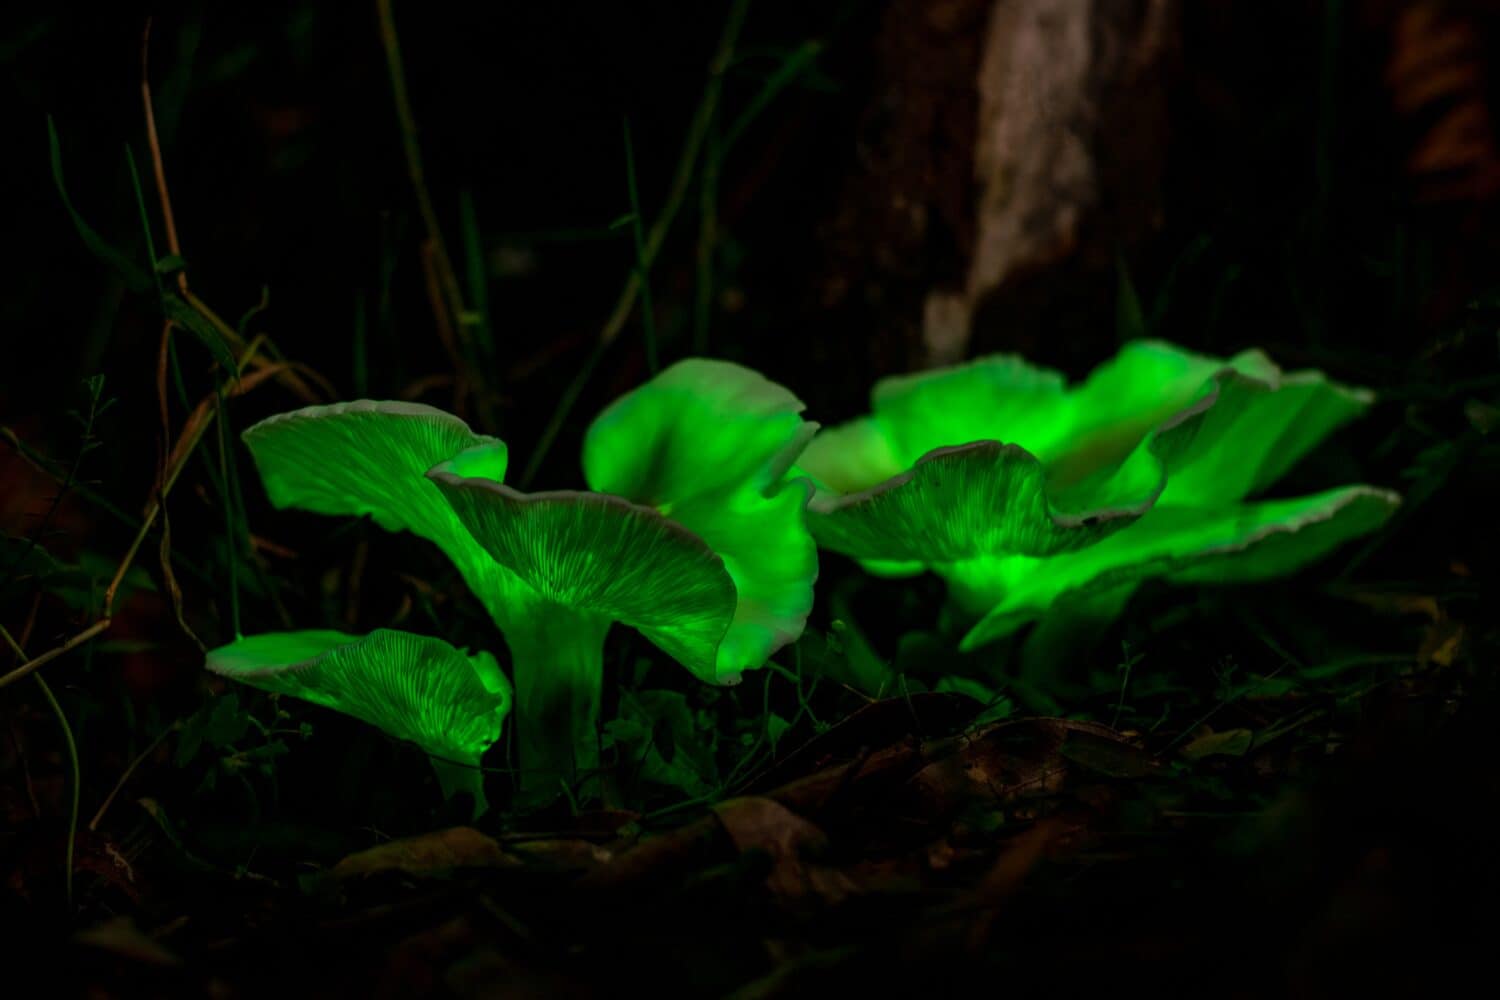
[951,485,1397,650]
[796,340,1399,648]
[497,598,611,793]
[242,401,527,631]
[227,360,817,797]
[424,475,738,679]
[582,360,819,679]
[205,629,511,816]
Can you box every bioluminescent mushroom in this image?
[211,360,817,799]
[205,629,510,815]
[428,360,818,789]
[794,340,1400,652]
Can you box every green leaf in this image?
[765,712,792,752]
[611,689,717,795]
[934,676,1014,725]
[161,293,240,383]
[203,692,251,747]
[1181,728,1255,760]
[1115,254,1149,342]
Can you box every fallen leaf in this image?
[906,718,1148,818]
[1181,728,1256,761]
[329,827,517,880]
[75,917,182,966]
[1419,618,1464,667]
[713,797,854,905]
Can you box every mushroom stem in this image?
[428,753,488,819]
[502,598,612,799]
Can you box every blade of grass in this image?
[520,338,609,487]
[520,0,751,487]
[214,388,242,639]
[720,40,822,153]
[1,624,78,908]
[697,40,820,353]
[46,117,151,293]
[459,189,497,371]
[377,0,496,427]
[598,0,750,348]
[622,119,659,374]
[693,122,720,354]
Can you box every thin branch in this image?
[141,18,185,295]
[377,0,495,423]
[0,619,111,690]
[599,0,750,346]
[89,721,178,832]
[3,362,293,691]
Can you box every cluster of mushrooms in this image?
[206,342,1399,814]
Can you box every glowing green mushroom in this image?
[205,629,510,815]
[795,340,1400,652]
[220,361,817,798]
[429,360,818,788]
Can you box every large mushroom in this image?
[795,340,1400,654]
[208,360,818,802]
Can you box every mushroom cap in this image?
[954,484,1400,649]
[797,341,1374,562]
[205,628,512,765]
[430,359,819,684]
[241,361,818,687]
[241,401,527,631]
[794,341,1396,646]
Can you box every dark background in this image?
[9,2,1496,433]
[3,1,1499,994]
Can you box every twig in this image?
[0,427,137,531]
[182,289,332,402]
[142,23,328,406]
[377,0,495,424]
[89,721,179,831]
[141,18,185,295]
[0,620,111,691]
[1,363,293,691]
[599,0,749,347]
[2,624,79,907]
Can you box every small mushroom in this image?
[795,340,1400,651]
[205,629,510,816]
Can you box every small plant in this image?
[205,360,818,808]
[794,340,1401,653]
